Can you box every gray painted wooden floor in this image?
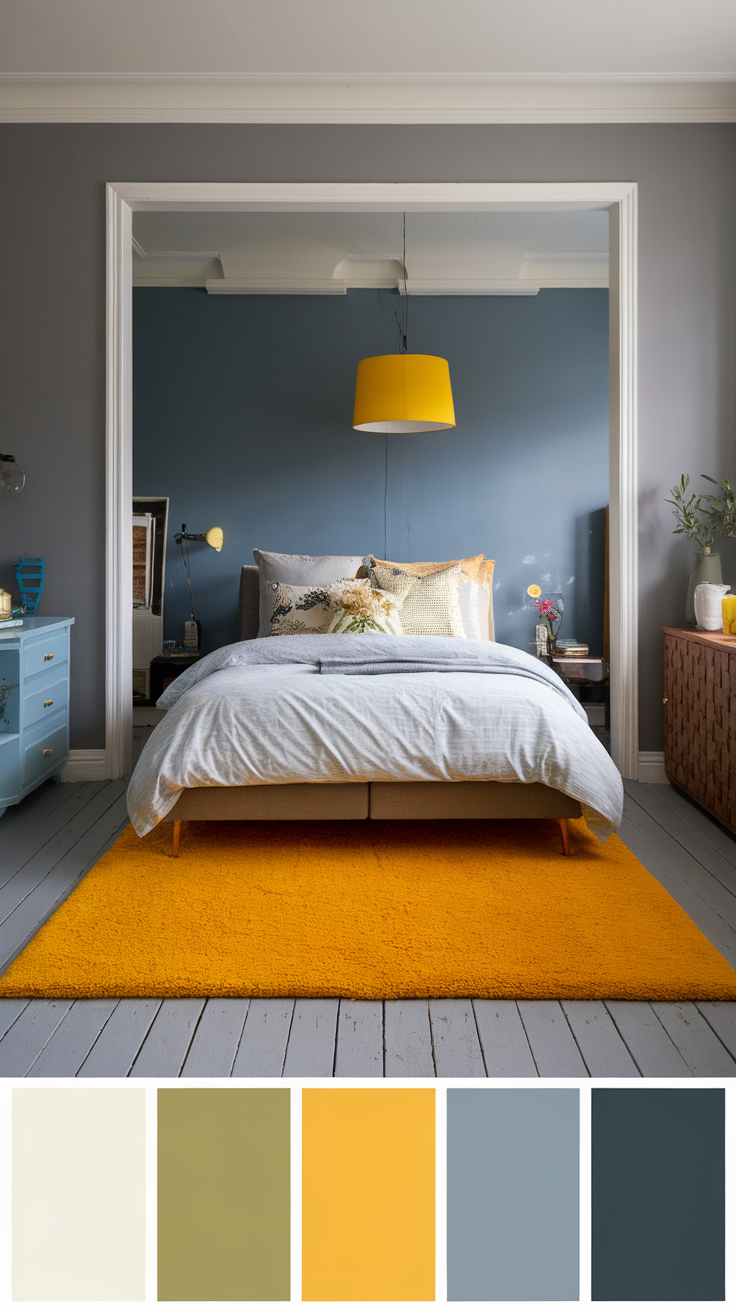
[0,765,735,1078]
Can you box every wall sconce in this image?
[173,524,224,651]
[0,455,25,495]
[174,526,224,552]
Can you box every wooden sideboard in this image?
[663,626,736,833]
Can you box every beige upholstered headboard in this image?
[240,562,495,642]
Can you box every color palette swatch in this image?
[5,1084,730,1304]
[447,1088,579,1301]
[302,1088,435,1301]
[12,1088,145,1301]
[592,1088,725,1302]
[157,1087,290,1301]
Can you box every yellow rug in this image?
[1,818,735,999]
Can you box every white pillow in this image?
[458,579,491,641]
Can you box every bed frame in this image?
[165,566,581,856]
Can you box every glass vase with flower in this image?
[531,593,564,658]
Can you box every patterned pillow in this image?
[326,578,407,635]
[253,550,364,638]
[267,582,335,635]
[364,554,495,640]
[369,560,466,637]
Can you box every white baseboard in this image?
[638,751,668,784]
[60,749,108,782]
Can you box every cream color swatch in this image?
[13,1089,146,1301]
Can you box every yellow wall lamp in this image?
[173,523,224,651]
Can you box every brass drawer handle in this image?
[44,699,53,708]
[44,653,54,661]
[42,748,53,757]
[663,697,668,704]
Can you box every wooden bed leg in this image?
[558,818,571,856]
[172,821,181,858]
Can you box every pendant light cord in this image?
[401,211,408,353]
[384,436,388,557]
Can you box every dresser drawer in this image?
[23,672,68,731]
[24,630,69,680]
[23,721,68,788]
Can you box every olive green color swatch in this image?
[157,1088,290,1301]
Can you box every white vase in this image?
[693,582,731,630]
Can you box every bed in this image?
[127,565,624,855]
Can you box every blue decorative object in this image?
[15,557,44,615]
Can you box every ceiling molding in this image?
[2,77,736,122]
[2,71,736,84]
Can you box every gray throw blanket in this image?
[157,633,587,721]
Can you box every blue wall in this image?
[133,287,608,655]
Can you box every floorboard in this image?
[641,782,736,871]
[650,1001,736,1077]
[282,1000,339,1077]
[626,780,736,898]
[232,999,293,1077]
[429,1000,486,1077]
[604,1001,692,1077]
[180,999,250,1077]
[1,774,736,1078]
[696,1001,736,1061]
[25,999,119,1077]
[516,1001,588,1077]
[561,1001,640,1077]
[473,1000,537,1077]
[128,999,205,1078]
[333,1001,384,1077]
[384,1001,435,1077]
[618,798,736,966]
[77,1000,162,1077]
[0,789,129,977]
[0,999,73,1076]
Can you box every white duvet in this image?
[127,634,623,841]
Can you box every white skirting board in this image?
[60,750,108,782]
[638,751,668,784]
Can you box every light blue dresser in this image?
[0,617,75,819]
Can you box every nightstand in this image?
[0,617,75,819]
[149,652,200,704]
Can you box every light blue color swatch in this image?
[447,1087,579,1301]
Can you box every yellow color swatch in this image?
[302,1088,435,1302]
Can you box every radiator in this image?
[132,607,163,699]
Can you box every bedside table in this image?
[0,617,75,819]
[149,652,200,704]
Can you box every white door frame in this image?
[106,181,638,779]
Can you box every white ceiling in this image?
[2,1,735,121]
[132,209,609,294]
[3,0,735,77]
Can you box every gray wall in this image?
[0,124,734,750]
[133,286,608,657]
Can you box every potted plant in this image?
[666,474,736,623]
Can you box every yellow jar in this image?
[0,589,11,621]
[722,594,736,634]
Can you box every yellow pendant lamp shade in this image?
[353,354,456,434]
